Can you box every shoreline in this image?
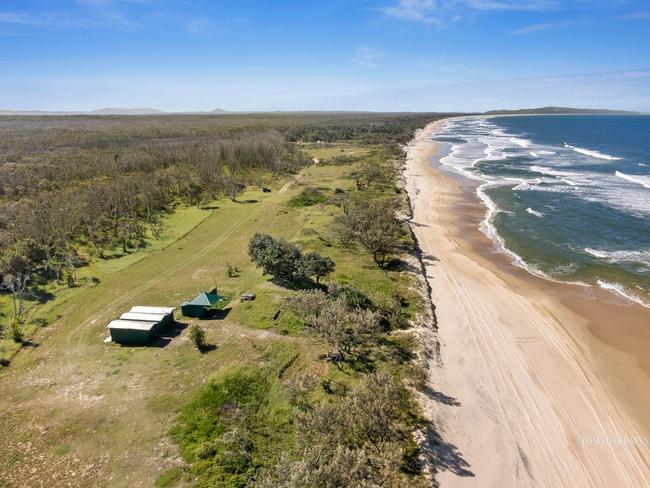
[435,114,650,309]
[405,120,650,486]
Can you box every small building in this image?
[107,319,157,345]
[130,306,175,318]
[181,290,221,318]
[119,312,171,332]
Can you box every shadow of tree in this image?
[422,423,475,478]
[199,343,218,353]
[384,258,420,273]
[270,275,321,291]
[421,385,462,406]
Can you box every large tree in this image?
[248,233,304,282]
[300,252,335,284]
[335,199,405,268]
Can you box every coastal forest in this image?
[0,112,450,487]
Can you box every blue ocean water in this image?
[432,115,650,306]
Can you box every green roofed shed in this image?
[181,290,222,318]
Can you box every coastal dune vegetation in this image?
[0,112,452,487]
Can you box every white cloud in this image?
[0,7,142,29]
[513,18,575,35]
[381,0,564,25]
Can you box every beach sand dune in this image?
[405,121,650,487]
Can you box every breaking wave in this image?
[564,144,621,161]
[615,171,650,189]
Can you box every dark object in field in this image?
[272,310,281,320]
[241,292,256,301]
[262,187,272,193]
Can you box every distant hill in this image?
[484,106,638,115]
[0,107,166,116]
[90,107,165,115]
[0,106,639,116]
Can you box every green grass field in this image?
[0,150,420,487]
[0,205,213,365]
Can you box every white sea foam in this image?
[529,150,556,157]
[530,165,577,177]
[564,144,621,161]
[639,163,647,167]
[585,248,650,268]
[475,183,546,278]
[561,178,580,186]
[615,171,650,189]
[526,208,544,218]
[597,280,650,308]
[510,137,532,148]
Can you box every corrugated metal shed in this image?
[108,319,157,344]
[119,312,171,333]
[120,312,166,322]
[130,306,175,315]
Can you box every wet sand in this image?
[405,120,650,487]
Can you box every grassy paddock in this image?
[0,205,213,364]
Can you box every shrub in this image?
[288,187,327,207]
[170,344,297,487]
[326,283,373,310]
[188,324,206,351]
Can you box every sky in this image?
[0,0,649,112]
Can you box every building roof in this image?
[185,292,219,307]
[107,320,156,331]
[130,306,175,315]
[120,312,166,323]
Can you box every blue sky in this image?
[1,0,649,111]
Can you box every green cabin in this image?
[181,290,223,318]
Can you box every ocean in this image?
[432,114,650,307]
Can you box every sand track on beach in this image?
[405,121,650,487]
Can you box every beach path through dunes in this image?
[404,121,650,487]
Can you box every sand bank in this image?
[405,120,650,487]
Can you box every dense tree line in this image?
[0,130,308,337]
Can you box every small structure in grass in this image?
[107,305,176,344]
[119,311,172,331]
[107,320,158,345]
[181,289,228,318]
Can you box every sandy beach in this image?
[405,120,650,487]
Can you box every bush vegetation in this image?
[287,187,328,207]
[165,112,444,487]
[0,112,450,486]
[188,324,207,351]
[248,234,334,286]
